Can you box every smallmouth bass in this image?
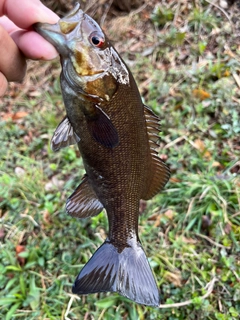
[34,3,170,307]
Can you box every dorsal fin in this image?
[141,105,170,200]
[66,175,104,218]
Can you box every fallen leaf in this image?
[154,215,162,227]
[211,161,222,168]
[42,211,52,226]
[12,111,29,120]
[194,139,212,159]
[2,111,29,121]
[170,177,181,183]
[224,223,232,235]
[148,213,158,221]
[16,245,26,266]
[164,271,182,287]
[164,209,175,220]
[194,139,205,152]
[177,236,197,244]
[223,70,230,77]
[0,228,5,239]
[193,88,211,100]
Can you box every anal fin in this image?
[66,175,104,218]
[141,105,170,200]
[51,116,80,152]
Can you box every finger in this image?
[1,0,59,29]
[0,16,58,60]
[11,29,58,60]
[0,15,17,33]
[0,25,26,82]
[0,71,8,97]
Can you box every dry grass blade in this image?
[159,277,218,309]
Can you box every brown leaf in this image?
[42,211,52,226]
[2,111,29,121]
[148,213,158,221]
[224,223,232,235]
[0,228,5,239]
[16,245,26,266]
[194,139,212,159]
[193,88,211,100]
[170,177,181,183]
[12,112,29,120]
[178,236,197,244]
[194,139,205,152]
[164,271,182,287]
[164,209,175,220]
[212,161,222,168]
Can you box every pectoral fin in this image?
[51,117,80,152]
[86,106,119,149]
[66,175,104,218]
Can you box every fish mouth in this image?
[33,3,84,57]
[33,21,68,56]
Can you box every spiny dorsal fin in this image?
[51,116,80,152]
[66,175,104,218]
[141,105,170,200]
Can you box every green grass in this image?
[0,1,240,319]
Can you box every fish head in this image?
[34,3,129,101]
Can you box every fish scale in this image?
[34,3,170,307]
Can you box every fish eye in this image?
[89,32,105,48]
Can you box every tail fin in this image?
[72,239,160,307]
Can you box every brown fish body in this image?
[34,3,170,307]
[68,71,146,243]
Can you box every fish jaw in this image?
[33,3,104,71]
[33,3,85,58]
[34,22,69,57]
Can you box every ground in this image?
[0,1,239,319]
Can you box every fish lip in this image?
[33,22,68,56]
[33,3,85,57]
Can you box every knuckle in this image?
[0,25,27,82]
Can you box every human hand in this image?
[0,0,59,96]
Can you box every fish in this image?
[34,3,170,307]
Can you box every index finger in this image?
[0,0,59,29]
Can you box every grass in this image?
[0,1,240,319]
